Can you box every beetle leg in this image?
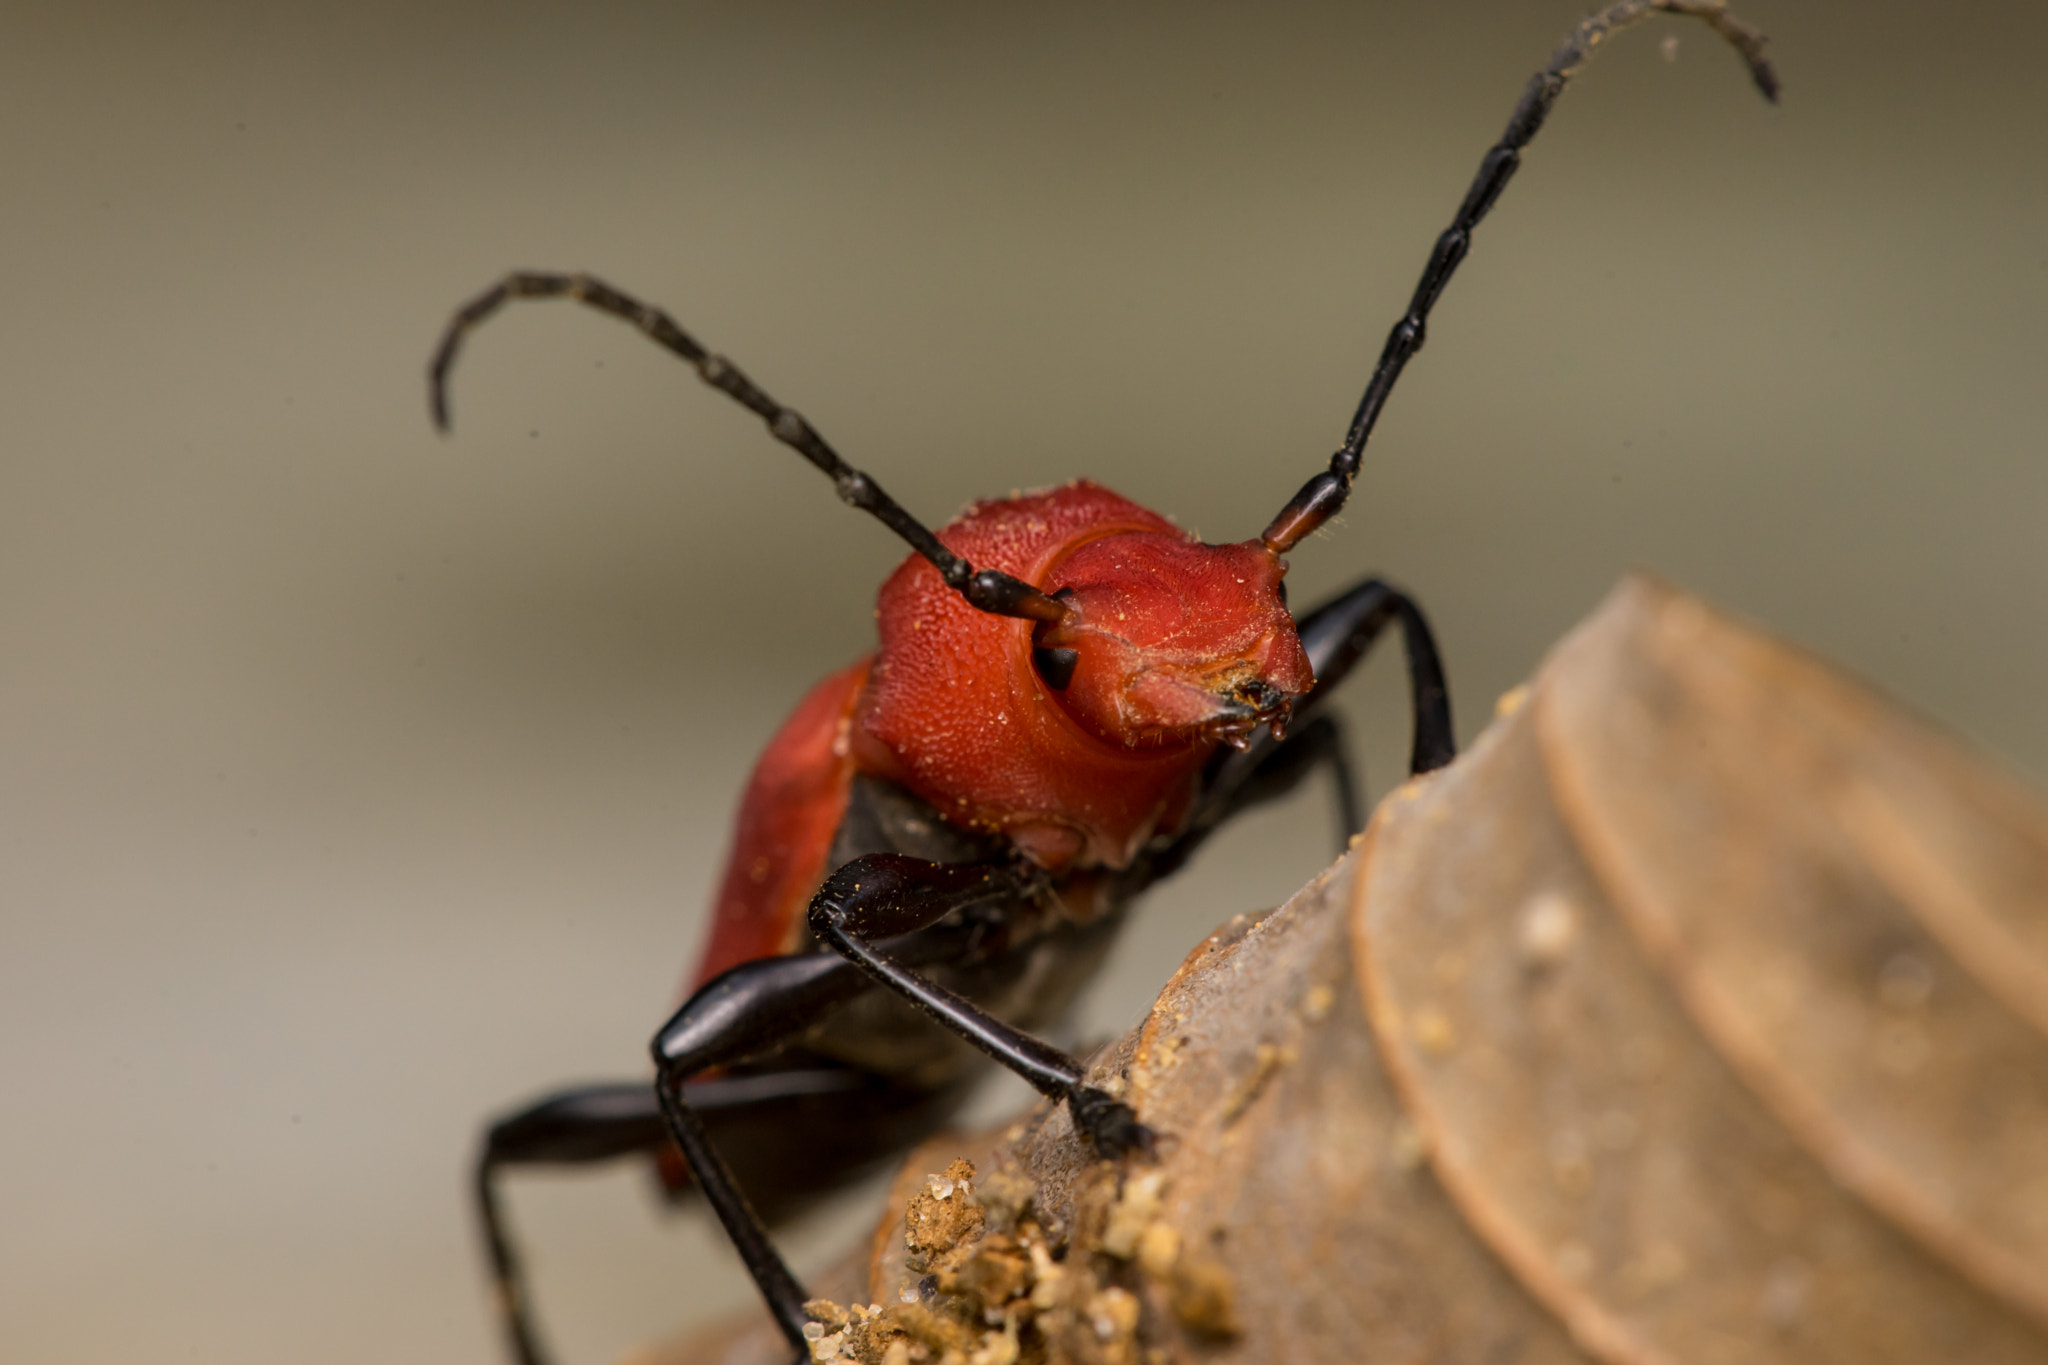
[475,1083,667,1365]
[641,951,876,1353]
[478,1066,926,1365]
[1292,576,1456,775]
[645,909,1039,1350]
[805,854,1157,1160]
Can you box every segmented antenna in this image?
[427,272,1066,625]
[1261,0,1778,553]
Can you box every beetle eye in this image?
[1033,645,1080,691]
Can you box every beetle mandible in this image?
[427,4,1778,1362]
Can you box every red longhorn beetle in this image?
[428,5,1777,1362]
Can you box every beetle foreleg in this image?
[643,951,878,1352]
[1292,576,1455,776]
[642,935,1012,1353]
[807,854,1157,1160]
[654,1087,811,1357]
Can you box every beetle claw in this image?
[1068,1085,1157,1160]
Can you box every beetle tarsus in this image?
[1068,1085,1157,1159]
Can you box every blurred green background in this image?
[4,2,2044,1362]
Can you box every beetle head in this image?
[1033,532,1312,750]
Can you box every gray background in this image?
[4,2,2044,1362]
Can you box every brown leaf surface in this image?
[639,575,2048,1365]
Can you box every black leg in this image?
[1292,577,1454,775]
[426,272,1062,625]
[1262,0,1777,551]
[641,918,1034,1354]
[642,951,877,1354]
[805,855,1156,1160]
[476,1061,948,1365]
[476,1083,667,1365]
[655,1086,810,1358]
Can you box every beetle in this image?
[426,4,1777,1363]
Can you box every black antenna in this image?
[1262,0,1778,553]
[427,272,1066,625]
